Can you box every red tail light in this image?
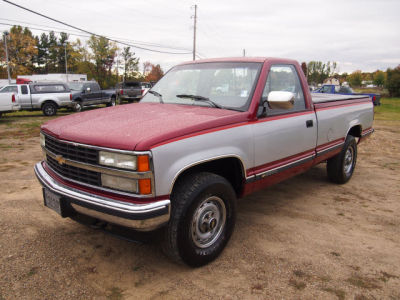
[12,94,15,102]
[141,89,144,95]
[372,95,376,102]
[120,89,123,95]
[70,93,72,100]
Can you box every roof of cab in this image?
[178,57,299,66]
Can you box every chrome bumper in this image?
[34,162,170,231]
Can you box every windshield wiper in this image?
[148,90,164,103]
[176,94,223,109]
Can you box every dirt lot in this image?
[0,111,399,300]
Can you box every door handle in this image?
[306,120,313,128]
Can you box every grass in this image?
[322,287,346,300]
[346,275,381,290]
[106,287,123,300]
[289,278,306,290]
[374,97,400,121]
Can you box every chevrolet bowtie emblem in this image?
[55,155,66,165]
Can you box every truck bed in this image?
[312,93,368,104]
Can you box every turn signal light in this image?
[137,155,150,172]
[139,179,151,195]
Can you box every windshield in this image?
[141,62,262,111]
[68,82,84,91]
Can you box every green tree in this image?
[306,61,337,84]
[348,70,362,87]
[121,46,139,81]
[385,66,400,97]
[0,26,37,76]
[88,35,117,88]
[373,70,385,87]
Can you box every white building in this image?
[17,73,87,82]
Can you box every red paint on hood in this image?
[41,103,249,151]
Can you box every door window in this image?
[261,65,305,116]
[21,85,28,94]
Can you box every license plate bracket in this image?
[43,188,66,217]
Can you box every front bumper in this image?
[34,162,170,231]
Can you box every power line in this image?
[2,0,192,55]
[0,19,192,52]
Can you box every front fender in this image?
[150,124,254,196]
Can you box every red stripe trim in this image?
[362,127,373,134]
[247,149,315,177]
[314,99,371,111]
[151,110,314,149]
[43,162,169,204]
[316,138,345,152]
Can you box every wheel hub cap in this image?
[191,196,226,248]
[344,147,354,175]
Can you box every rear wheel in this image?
[327,135,357,184]
[162,172,236,267]
[42,102,57,116]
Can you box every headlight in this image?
[40,132,45,148]
[101,174,138,193]
[99,151,137,170]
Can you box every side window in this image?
[322,85,331,93]
[261,65,305,116]
[91,83,100,91]
[21,85,28,94]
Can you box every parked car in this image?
[68,81,117,112]
[1,82,73,116]
[35,57,374,267]
[313,84,381,106]
[0,85,18,93]
[116,81,142,102]
[0,92,20,117]
[141,82,152,96]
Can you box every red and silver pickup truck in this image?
[34,57,374,267]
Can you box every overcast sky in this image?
[1,0,399,74]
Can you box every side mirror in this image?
[266,91,294,110]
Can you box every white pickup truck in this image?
[0,91,20,117]
[0,82,73,116]
[34,57,374,266]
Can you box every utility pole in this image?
[3,32,11,84]
[192,4,197,61]
[64,42,68,82]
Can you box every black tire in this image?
[162,172,236,267]
[74,101,83,112]
[327,135,357,184]
[42,102,57,116]
[107,96,116,107]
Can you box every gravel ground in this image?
[0,117,399,300]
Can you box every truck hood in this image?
[41,103,248,151]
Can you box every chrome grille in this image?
[46,155,101,186]
[45,135,98,164]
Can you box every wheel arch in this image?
[170,155,246,197]
[346,124,362,138]
[41,100,59,108]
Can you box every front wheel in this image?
[42,102,57,116]
[162,172,236,267]
[73,101,83,112]
[107,96,116,107]
[327,135,357,184]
